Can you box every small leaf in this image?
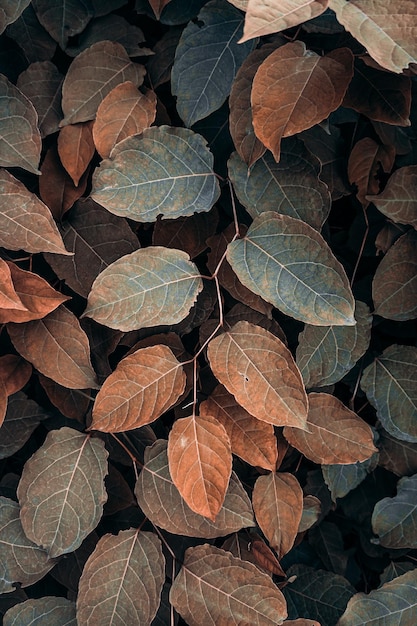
[3,597,76,626]
[0,74,41,173]
[83,247,203,331]
[31,0,93,48]
[91,126,220,221]
[299,495,321,532]
[284,393,377,464]
[17,427,108,558]
[91,344,186,432]
[372,474,417,549]
[57,120,95,186]
[207,321,308,429]
[227,212,356,326]
[322,451,378,502]
[0,259,27,311]
[367,165,417,228]
[0,392,48,460]
[147,26,182,89]
[168,414,232,520]
[77,530,164,626]
[170,544,288,626]
[148,0,172,19]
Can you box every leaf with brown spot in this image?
[0,355,32,396]
[0,259,27,311]
[284,393,377,464]
[367,165,417,228]
[58,121,95,186]
[348,137,395,207]
[251,42,353,161]
[153,209,218,260]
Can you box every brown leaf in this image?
[7,305,98,390]
[200,384,278,471]
[0,259,27,311]
[348,137,395,207]
[251,42,353,161]
[57,121,95,186]
[91,344,186,432]
[284,392,378,464]
[153,209,218,260]
[250,539,286,577]
[207,321,308,429]
[148,0,172,19]
[367,165,417,228]
[38,374,90,423]
[0,262,69,324]
[0,169,70,255]
[93,82,157,158]
[168,414,232,520]
[378,428,417,477]
[0,355,32,396]
[252,472,303,558]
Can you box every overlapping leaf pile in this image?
[0,1,417,624]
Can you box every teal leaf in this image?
[372,474,417,549]
[322,450,379,502]
[3,597,76,626]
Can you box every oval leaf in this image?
[367,165,417,228]
[207,321,308,429]
[17,427,108,558]
[4,597,76,626]
[372,474,417,549]
[227,212,356,326]
[57,120,95,186]
[83,247,203,331]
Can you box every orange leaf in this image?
[251,42,353,161]
[168,414,232,520]
[58,121,95,186]
[0,258,27,311]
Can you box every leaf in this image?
[38,374,90,422]
[0,74,41,173]
[322,451,378,502]
[168,414,232,520]
[0,261,69,324]
[378,428,417,477]
[0,169,70,255]
[16,60,63,138]
[31,0,93,49]
[380,561,416,586]
[252,472,303,558]
[57,120,95,186]
[200,384,278,471]
[91,344,186,432]
[367,165,417,228]
[296,301,372,389]
[309,521,348,576]
[149,0,172,19]
[77,530,164,626]
[93,81,156,158]
[8,305,99,390]
[0,496,54,593]
[135,440,255,537]
[371,474,417,549]
[0,259,27,311]
[284,393,377,464]
[299,495,321,532]
[17,426,108,558]
[207,321,308,429]
[171,0,255,126]
[170,544,288,626]
[337,569,417,625]
[6,4,57,64]
[61,40,145,125]
[240,0,328,42]
[83,247,203,331]
[227,212,356,326]
[0,392,49,460]
[91,126,220,221]
[153,209,218,260]
[147,26,182,89]
[348,137,395,208]
[228,138,331,230]
[251,42,353,162]
[0,0,30,34]
[0,355,32,396]
[329,0,417,73]
[3,597,76,626]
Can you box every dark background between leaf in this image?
[0,1,417,625]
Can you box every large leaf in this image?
[171,0,254,126]
[361,345,417,443]
[0,74,41,173]
[337,569,417,625]
[17,427,108,558]
[329,0,417,73]
[284,393,377,464]
[3,597,76,626]
[170,544,288,626]
[251,42,353,161]
[227,212,356,326]
[91,126,220,221]
[207,321,308,429]
[91,344,186,432]
[83,247,203,331]
[372,474,417,549]
[135,440,255,537]
[77,530,164,626]
[367,165,417,228]
[31,0,93,48]
[61,40,145,125]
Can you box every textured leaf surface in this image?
[8,305,98,389]
[91,126,219,221]
[58,121,95,186]
[227,212,355,326]
[372,474,417,549]
[135,440,255,537]
[0,259,27,311]
[171,0,254,126]
[367,165,417,228]
[361,345,417,443]
[322,452,378,502]
[170,544,288,626]
[31,0,93,48]
[3,597,76,626]
[284,393,377,464]
[91,344,186,432]
[61,40,145,125]
[207,321,308,429]
[17,427,108,557]
[77,530,164,626]
[0,392,48,460]
[0,0,30,33]
[84,247,203,331]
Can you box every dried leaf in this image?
[153,209,218,260]
[0,355,31,396]
[3,597,76,626]
[58,120,95,186]
[0,259,27,311]
[31,0,93,48]
[372,474,417,549]
[249,538,286,577]
[367,165,417,228]
[348,137,395,207]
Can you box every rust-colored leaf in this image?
[251,42,353,161]
[148,0,172,19]
[0,355,32,396]
[348,137,395,207]
[284,393,378,464]
[91,344,186,432]
[207,321,308,429]
[250,539,286,577]
[0,259,27,311]
[153,209,218,260]
[367,165,417,228]
[57,121,95,186]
